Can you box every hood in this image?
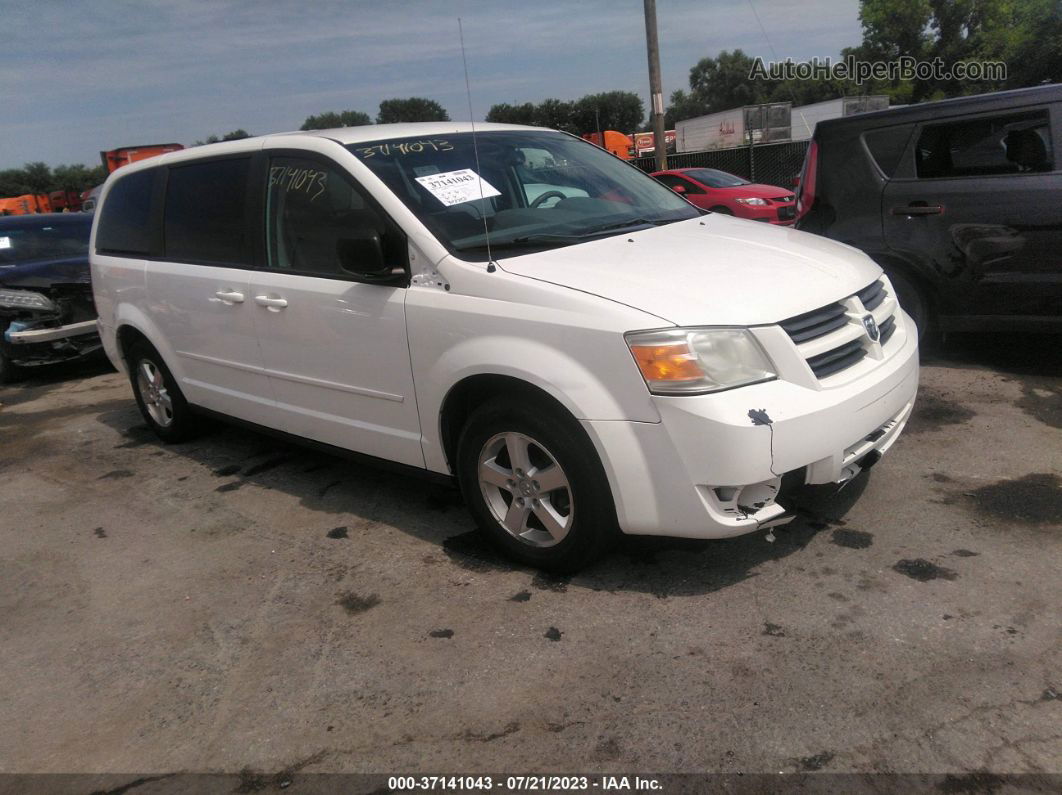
[0,255,90,290]
[497,215,880,327]
[716,183,794,200]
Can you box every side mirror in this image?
[671,184,686,194]
[791,176,801,187]
[337,233,393,282]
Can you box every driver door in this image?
[248,149,424,467]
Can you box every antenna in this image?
[458,17,495,272]
[746,0,812,141]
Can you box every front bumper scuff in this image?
[583,311,919,540]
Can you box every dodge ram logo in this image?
[862,314,880,342]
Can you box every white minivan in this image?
[91,123,919,571]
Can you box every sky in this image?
[0,0,863,169]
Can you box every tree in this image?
[485,102,536,125]
[570,91,643,135]
[52,164,106,192]
[665,89,709,127]
[222,129,251,140]
[376,98,449,124]
[688,50,771,113]
[1006,0,1062,89]
[533,98,577,133]
[300,110,372,130]
[0,162,106,197]
[20,162,53,194]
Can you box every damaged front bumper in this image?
[1,287,101,367]
[582,311,920,540]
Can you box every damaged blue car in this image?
[0,213,100,383]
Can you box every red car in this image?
[651,167,796,225]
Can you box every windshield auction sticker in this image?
[415,169,501,207]
[0,237,10,250]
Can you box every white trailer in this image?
[676,108,745,153]
[790,95,889,140]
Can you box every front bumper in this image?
[6,319,97,344]
[3,318,101,366]
[584,310,919,539]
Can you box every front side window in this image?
[915,110,1054,178]
[348,131,699,259]
[164,158,250,265]
[96,168,156,255]
[265,156,404,277]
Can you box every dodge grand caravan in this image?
[91,123,919,571]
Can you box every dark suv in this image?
[795,84,1061,336]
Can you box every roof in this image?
[106,122,556,175]
[284,121,539,144]
[817,83,1062,134]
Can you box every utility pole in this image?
[643,0,667,170]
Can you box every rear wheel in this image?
[127,340,198,443]
[456,398,616,572]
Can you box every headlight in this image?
[0,289,57,312]
[735,197,768,206]
[625,328,776,395]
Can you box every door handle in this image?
[214,289,245,304]
[891,204,943,216]
[254,295,288,310]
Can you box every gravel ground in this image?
[0,334,1058,783]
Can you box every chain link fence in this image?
[631,140,810,188]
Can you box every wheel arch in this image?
[865,249,939,323]
[439,374,585,476]
[111,305,184,382]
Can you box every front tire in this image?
[456,398,616,572]
[127,340,198,443]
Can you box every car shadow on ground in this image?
[924,331,1062,377]
[0,353,115,408]
[94,399,869,598]
[920,332,1061,431]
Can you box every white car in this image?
[90,123,918,571]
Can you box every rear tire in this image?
[456,397,616,573]
[127,340,198,443]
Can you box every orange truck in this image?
[581,130,633,159]
[0,194,51,216]
[100,143,184,173]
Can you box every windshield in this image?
[348,131,699,259]
[0,219,90,266]
[686,168,750,188]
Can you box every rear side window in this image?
[863,125,913,178]
[96,168,156,255]
[164,158,250,265]
[915,110,1054,178]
